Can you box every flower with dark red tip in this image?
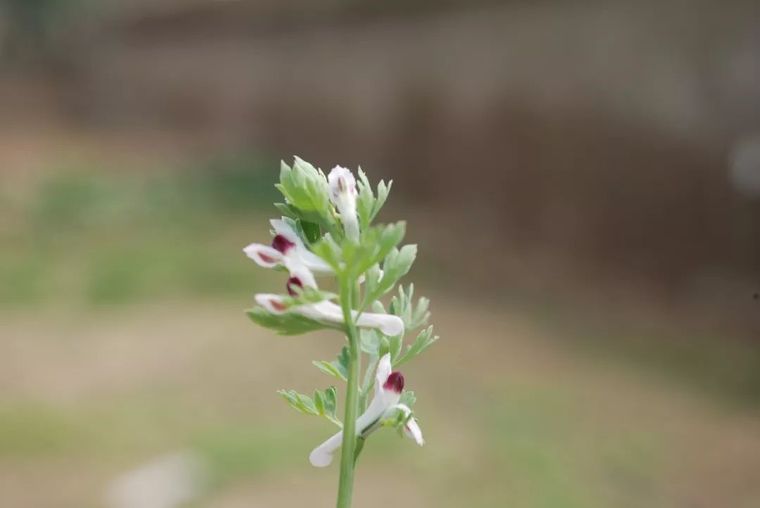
[309,353,423,467]
[286,276,303,296]
[244,219,332,287]
[254,291,404,338]
[271,234,296,254]
[383,371,405,393]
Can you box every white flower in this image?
[255,276,404,337]
[309,353,423,467]
[387,403,424,446]
[328,166,360,241]
[244,219,332,287]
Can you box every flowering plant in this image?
[245,158,438,507]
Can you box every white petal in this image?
[293,302,404,337]
[254,294,288,314]
[296,300,345,324]
[404,418,425,446]
[375,353,392,387]
[327,166,357,199]
[270,219,304,248]
[327,166,359,241]
[355,312,404,337]
[309,432,343,468]
[386,403,424,446]
[282,261,318,289]
[243,244,282,268]
[298,250,334,274]
[271,219,333,275]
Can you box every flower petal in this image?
[327,166,359,241]
[243,244,283,268]
[375,353,392,387]
[298,250,334,274]
[404,418,425,446]
[270,219,303,247]
[254,294,289,314]
[355,312,404,337]
[271,219,333,274]
[283,262,318,289]
[309,432,343,468]
[327,166,357,201]
[387,403,424,446]
[292,302,404,337]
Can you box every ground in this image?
[2,297,759,507]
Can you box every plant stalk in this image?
[336,280,361,508]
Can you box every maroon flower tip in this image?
[270,299,287,312]
[258,252,276,264]
[271,234,295,254]
[286,276,303,296]
[383,371,405,393]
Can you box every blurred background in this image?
[1,0,760,506]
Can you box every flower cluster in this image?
[245,157,437,475]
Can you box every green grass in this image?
[0,398,315,490]
[0,154,281,307]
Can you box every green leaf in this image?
[287,286,337,306]
[276,158,338,234]
[388,331,403,361]
[313,360,347,382]
[313,389,325,414]
[373,180,392,221]
[313,347,350,381]
[389,284,430,332]
[395,325,439,366]
[364,245,417,304]
[278,387,342,428]
[246,307,326,335]
[317,386,340,427]
[311,233,343,272]
[274,202,299,220]
[356,169,375,232]
[343,221,406,279]
[278,389,319,416]
[355,169,393,231]
[360,328,381,355]
[299,220,321,243]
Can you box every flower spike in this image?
[245,159,436,505]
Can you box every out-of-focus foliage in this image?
[0,154,279,306]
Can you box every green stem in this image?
[336,279,361,508]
